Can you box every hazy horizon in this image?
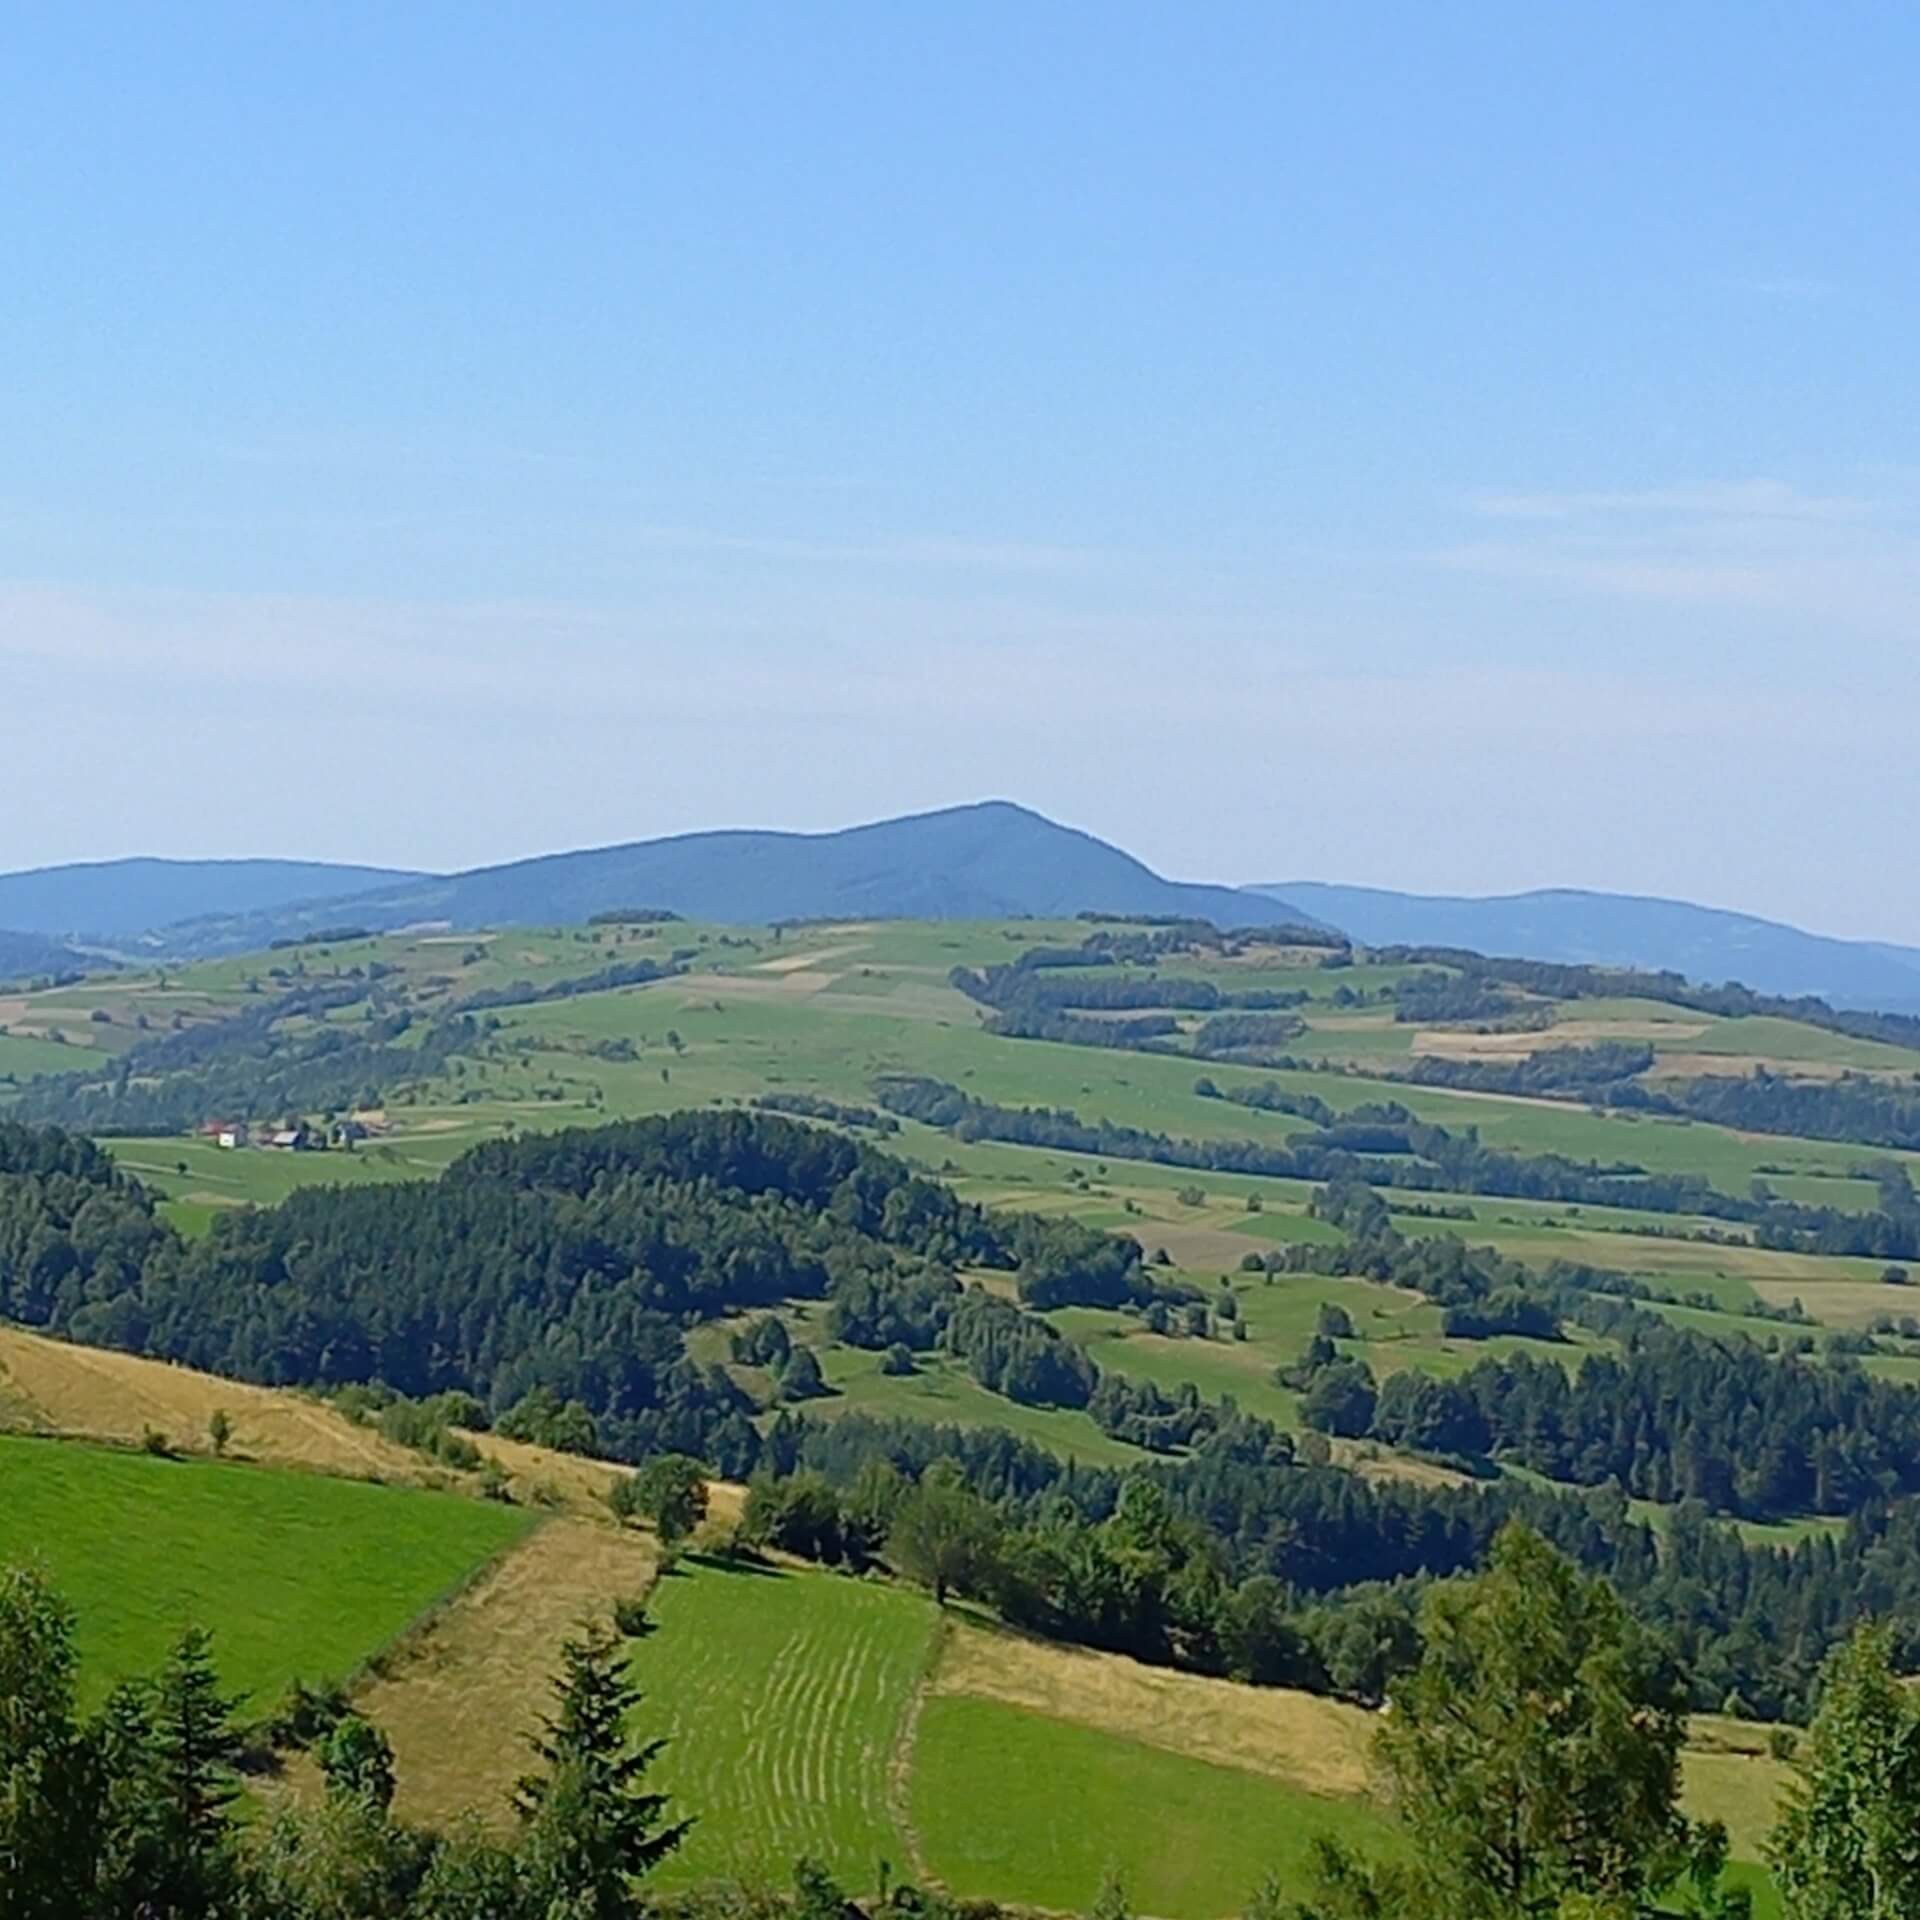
[4,797,1917,957]
[6,7,1917,937]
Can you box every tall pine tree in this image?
[515,1620,689,1920]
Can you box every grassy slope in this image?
[0,1434,531,1706]
[638,1559,940,1891]
[912,1692,1394,1919]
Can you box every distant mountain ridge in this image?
[12,816,1920,1017]
[0,930,110,984]
[0,858,424,940]
[1253,881,1920,1014]
[90,804,1321,956]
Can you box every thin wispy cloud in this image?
[1458,479,1879,524]
[1433,475,1920,628]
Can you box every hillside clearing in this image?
[0,1324,425,1479]
[637,1559,939,1891]
[910,1693,1395,1920]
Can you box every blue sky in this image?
[3,5,1917,935]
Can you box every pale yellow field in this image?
[0,1324,422,1479]
[932,1616,1378,1798]
[0,1323,654,1520]
[337,1518,663,1826]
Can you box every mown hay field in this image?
[349,1517,662,1827]
[638,1559,940,1892]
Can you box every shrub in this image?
[612,1595,655,1638]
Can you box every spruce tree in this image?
[0,1566,99,1920]
[515,1621,689,1919]
[149,1625,243,1916]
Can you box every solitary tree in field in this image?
[1768,1624,1920,1920]
[516,1622,689,1920]
[887,1462,997,1607]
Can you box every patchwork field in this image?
[0,1433,531,1706]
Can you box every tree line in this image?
[876,1074,1920,1258]
[1372,943,1920,1055]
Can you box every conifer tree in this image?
[0,1566,99,1920]
[149,1625,243,1916]
[515,1622,689,1919]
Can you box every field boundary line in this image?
[887,1604,951,1893]
[340,1510,550,1702]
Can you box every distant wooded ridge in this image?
[6,800,1920,1012]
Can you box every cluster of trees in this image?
[942,1290,1098,1408]
[0,1561,709,1920]
[1405,1039,1658,1100]
[1187,1012,1309,1063]
[1195,1077,1336,1124]
[1279,1301,1920,1524]
[948,941,1316,1055]
[18,981,480,1135]
[1268,1182,1920,1518]
[1389,973,1526,1025]
[1087,1373,1220,1452]
[437,954,680,1013]
[1444,1340,1920,1519]
[1375,943,1920,1054]
[771,1402,1920,1721]
[1663,1071,1920,1154]
[750,1091,900,1133]
[0,1119,171,1329]
[1406,1043,1920,1156]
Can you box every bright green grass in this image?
[910,1687,1782,1920]
[811,1343,1150,1468]
[0,1029,112,1081]
[637,1558,939,1891]
[1052,1270,1594,1430]
[108,1136,439,1211]
[0,1435,530,1707]
[910,1693,1398,1919]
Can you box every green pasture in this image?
[810,1337,1150,1469]
[0,1029,111,1082]
[0,1435,530,1707]
[910,1693,1398,1920]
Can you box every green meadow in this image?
[0,1435,530,1707]
[911,1693,1396,1919]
